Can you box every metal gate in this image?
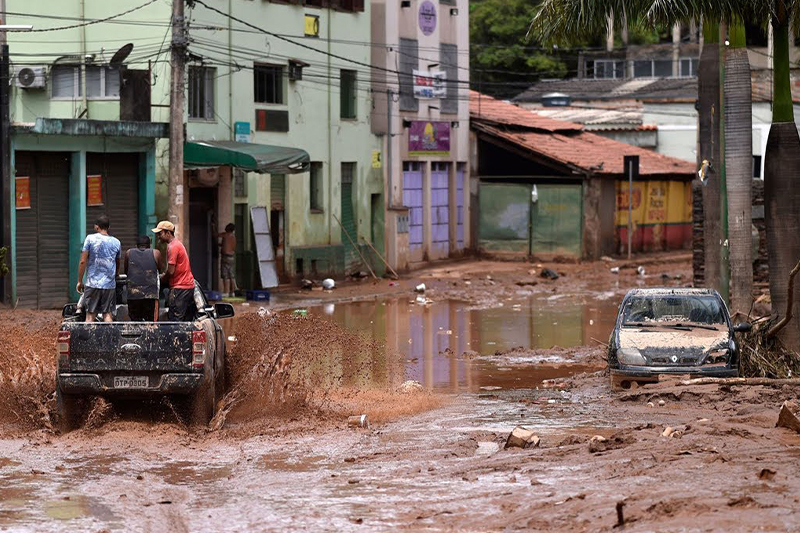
[456,165,465,251]
[478,182,583,258]
[15,152,71,309]
[86,153,140,252]
[340,163,358,274]
[431,163,449,258]
[402,162,423,255]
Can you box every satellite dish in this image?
[17,68,36,87]
[109,43,134,67]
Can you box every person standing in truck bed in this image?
[124,235,163,321]
[77,214,121,323]
[152,221,196,321]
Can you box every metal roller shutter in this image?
[340,163,357,274]
[15,152,71,308]
[86,153,140,252]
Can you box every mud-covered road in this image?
[3,255,798,532]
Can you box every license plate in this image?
[113,376,148,388]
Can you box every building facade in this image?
[4,0,383,307]
[370,0,470,271]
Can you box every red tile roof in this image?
[470,91,695,178]
[469,90,582,133]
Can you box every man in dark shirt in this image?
[152,221,196,321]
[124,235,163,321]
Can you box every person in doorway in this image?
[218,223,237,298]
[124,235,163,321]
[152,221,196,321]
[77,214,121,323]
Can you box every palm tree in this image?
[724,18,753,316]
[763,0,800,347]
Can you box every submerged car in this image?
[608,288,751,388]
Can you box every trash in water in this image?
[322,278,335,290]
[637,266,646,276]
[293,309,308,317]
[347,414,370,429]
[414,283,426,293]
[258,307,271,318]
[610,267,620,274]
[540,268,559,280]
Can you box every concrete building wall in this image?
[371,0,470,271]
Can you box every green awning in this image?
[184,141,310,174]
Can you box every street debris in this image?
[540,268,559,280]
[759,468,777,481]
[610,267,620,274]
[776,401,800,433]
[322,278,335,290]
[257,307,271,318]
[505,426,540,449]
[415,283,426,293]
[292,309,308,317]
[347,414,370,429]
[301,279,314,290]
[637,266,646,276]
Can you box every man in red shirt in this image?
[152,221,196,321]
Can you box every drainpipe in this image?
[80,0,88,118]
[327,6,333,246]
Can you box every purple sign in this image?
[418,1,437,36]
[408,121,450,156]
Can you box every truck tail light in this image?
[57,330,70,371]
[192,330,206,369]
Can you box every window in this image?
[592,59,624,79]
[188,66,215,120]
[51,65,81,98]
[653,60,672,77]
[86,66,120,99]
[254,64,284,104]
[440,43,458,114]
[309,162,323,211]
[340,69,357,119]
[234,169,248,198]
[341,162,355,184]
[680,58,698,77]
[398,38,419,112]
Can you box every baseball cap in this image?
[152,220,176,234]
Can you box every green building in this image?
[4,0,382,308]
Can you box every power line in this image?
[20,0,162,33]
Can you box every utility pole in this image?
[386,88,393,208]
[0,0,11,304]
[168,0,187,242]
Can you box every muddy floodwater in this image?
[3,257,800,532]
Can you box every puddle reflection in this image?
[301,296,619,392]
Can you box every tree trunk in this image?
[765,10,800,349]
[724,25,753,316]
[698,20,722,292]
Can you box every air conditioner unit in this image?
[14,66,46,89]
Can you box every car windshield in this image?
[621,294,726,327]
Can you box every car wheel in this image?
[56,380,84,434]
[191,372,216,427]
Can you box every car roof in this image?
[624,288,720,298]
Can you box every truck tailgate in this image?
[62,322,197,373]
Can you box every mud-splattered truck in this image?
[56,286,234,432]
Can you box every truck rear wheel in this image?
[190,375,216,427]
[56,381,84,433]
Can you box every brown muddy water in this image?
[0,293,621,532]
[287,295,618,392]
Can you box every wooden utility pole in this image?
[168,0,187,241]
[0,0,11,304]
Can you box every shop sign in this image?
[234,121,251,143]
[413,69,445,99]
[372,150,382,169]
[87,175,103,206]
[15,176,30,209]
[408,121,450,157]
[418,0,436,35]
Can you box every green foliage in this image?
[470,0,572,97]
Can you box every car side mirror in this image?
[62,304,78,317]
[214,303,235,319]
[733,322,752,333]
